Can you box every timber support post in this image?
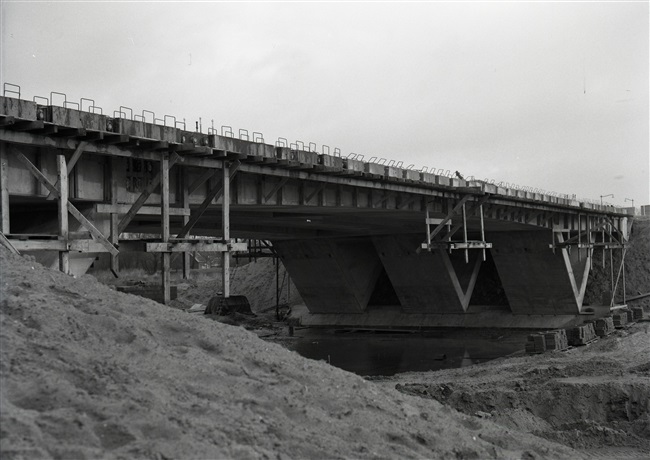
[0,143,9,234]
[222,161,231,299]
[161,153,171,304]
[181,167,191,279]
[110,156,119,276]
[57,154,69,274]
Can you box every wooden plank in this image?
[222,162,231,299]
[95,204,190,216]
[9,240,69,251]
[109,156,119,276]
[146,242,247,252]
[117,153,180,233]
[181,168,191,279]
[161,154,171,304]
[13,151,119,256]
[57,155,69,274]
[9,239,112,252]
[0,143,9,233]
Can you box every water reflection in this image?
[285,329,528,376]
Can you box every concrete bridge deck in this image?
[0,90,632,328]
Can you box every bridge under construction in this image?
[0,84,632,328]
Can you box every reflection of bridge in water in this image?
[0,86,631,329]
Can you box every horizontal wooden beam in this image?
[9,239,113,252]
[421,242,493,250]
[95,204,190,216]
[146,241,248,253]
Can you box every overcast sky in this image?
[2,1,648,206]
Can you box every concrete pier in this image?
[490,231,589,315]
[273,238,382,313]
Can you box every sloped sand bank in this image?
[1,247,580,459]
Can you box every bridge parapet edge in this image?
[0,93,630,218]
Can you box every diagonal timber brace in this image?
[176,161,240,238]
[187,169,215,195]
[117,153,180,234]
[14,151,118,256]
[264,177,289,203]
[426,195,472,241]
[304,183,325,204]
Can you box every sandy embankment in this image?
[2,247,582,459]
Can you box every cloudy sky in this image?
[2,1,648,206]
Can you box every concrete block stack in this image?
[613,311,629,328]
[543,329,568,351]
[593,317,615,337]
[625,309,635,324]
[525,333,547,354]
[631,307,645,321]
[568,323,597,346]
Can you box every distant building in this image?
[641,205,650,216]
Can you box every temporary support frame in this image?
[12,148,119,257]
[550,213,629,308]
[420,194,492,262]
[0,141,250,305]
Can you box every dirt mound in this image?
[386,328,650,457]
[168,257,302,314]
[0,248,583,459]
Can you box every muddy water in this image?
[284,329,531,376]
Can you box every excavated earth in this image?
[380,326,650,459]
[1,218,648,459]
